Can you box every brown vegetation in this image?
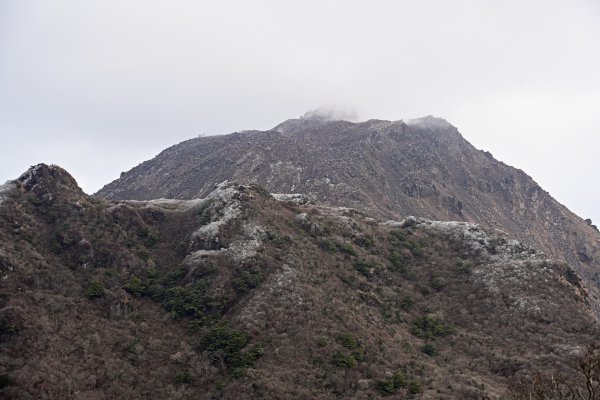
[0,164,597,399]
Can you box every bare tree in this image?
[507,343,600,400]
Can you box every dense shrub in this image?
[376,370,423,396]
[196,322,260,369]
[174,371,193,385]
[332,351,357,368]
[412,316,455,339]
[233,269,263,293]
[430,276,445,291]
[354,260,375,277]
[163,285,211,319]
[354,234,374,249]
[400,295,414,310]
[389,229,423,257]
[421,342,439,356]
[0,373,12,389]
[377,371,408,394]
[123,277,146,297]
[85,281,105,299]
[338,242,357,256]
[338,333,359,349]
[197,200,214,225]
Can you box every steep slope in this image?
[96,115,600,314]
[1,164,597,399]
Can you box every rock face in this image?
[96,115,600,314]
[0,165,596,399]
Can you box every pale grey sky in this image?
[1,1,599,223]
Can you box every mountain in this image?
[0,164,595,399]
[96,114,600,314]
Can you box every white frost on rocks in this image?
[180,182,266,264]
[185,222,266,265]
[227,223,265,262]
[233,265,303,326]
[182,249,225,265]
[190,181,243,241]
[272,193,309,205]
[125,198,207,212]
[0,181,16,207]
[387,216,553,317]
[393,217,540,262]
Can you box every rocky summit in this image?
[0,164,596,399]
[96,113,600,315]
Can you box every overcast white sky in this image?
[1,1,599,222]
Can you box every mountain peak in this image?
[273,107,358,134]
[17,163,83,199]
[300,107,358,122]
[405,115,455,129]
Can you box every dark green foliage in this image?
[163,284,213,319]
[376,371,407,394]
[197,201,213,225]
[389,229,423,257]
[430,276,445,291]
[197,322,248,354]
[144,233,157,248]
[331,351,357,368]
[355,234,374,249]
[237,344,264,368]
[400,295,414,310]
[267,231,291,248]
[124,266,222,323]
[407,241,423,257]
[421,342,439,356]
[390,229,408,241]
[51,241,63,255]
[174,371,193,385]
[338,274,357,287]
[354,260,374,277]
[123,277,146,297]
[159,267,187,287]
[319,239,337,252]
[233,269,263,293]
[380,304,402,324]
[376,370,423,396]
[412,316,455,340]
[0,373,12,389]
[137,249,150,261]
[338,333,358,349]
[388,250,407,272]
[196,322,261,370]
[456,260,473,274]
[408,380,423,394]
[249,184,271,198]
[127,338,142,354]
[338,242,357,256]
[85,281,105,299]
[0,321,17,335]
